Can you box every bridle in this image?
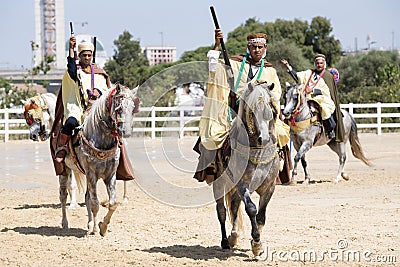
[24,95,49,136]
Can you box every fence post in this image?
[151,108,156,139]
[5,108,9,142]
[348,103,354,116]
[377,102,382,135]
[179,109,185,139]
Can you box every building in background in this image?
[142,46,177,66]
[34,0,65,70]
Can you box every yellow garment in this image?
[199,58,289,150]
[296,69,335,120]
[62,69,109,124]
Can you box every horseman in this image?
[50,35,135,180]
[193,29,291,183]
[281,54,345,141]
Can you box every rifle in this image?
[69,22,77,60]
[92,36,97,64]
[209,6,236,112]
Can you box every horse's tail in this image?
[349,115,372,166]
[225,189,243,233]
[73,171,86,193]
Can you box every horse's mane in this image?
[83,92,110,133]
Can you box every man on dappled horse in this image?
[50,35,135,180]
[281,54,345,142]
[193,30,291,183]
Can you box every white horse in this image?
[282,83,372,183]
[24,92,132,205]
[59,84,138,235]
[24,93,79,209]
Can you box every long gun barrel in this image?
[93,36,97,64]
[69,22,77,60]
[209,6,236,111]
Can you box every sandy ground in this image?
[0,133,399,266]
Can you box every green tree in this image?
[104,31,150,87]
[0,77,36,108]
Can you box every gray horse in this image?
[282,83,371,184]
[212,81,279,258]
[60,84,138,236]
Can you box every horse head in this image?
[238,80,275,147]
[24,95,50,141]
[107,83,139,138]
[282,83,305,119]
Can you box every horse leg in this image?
[256,184,275,235]
[59,172,70,229]
[300,156,311,184]
[293,141,313,184]
[213,180,230,249]
[227,191,242,248]
[122,181,128,204]
[99,176,118,236]
[237,182,262,257]
[67,173,79,209]
[86,175,100,235]
[328,141,348,182]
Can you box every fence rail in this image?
[1,103,400,142]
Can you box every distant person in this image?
[281,54,344,141]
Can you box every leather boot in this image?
[55,132,70,163]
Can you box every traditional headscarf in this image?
[78,41,94,54]
[247,33,268,46]
[246,33,268,59]
[314,53,327,68]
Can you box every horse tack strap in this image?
[232,140,278,165]
[79,131,119,161]
[68,138,86,175]
[289,115,319,134]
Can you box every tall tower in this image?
[34,0,65,70]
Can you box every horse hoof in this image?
[228,232,239,247]
[341,173,350,181]
[99,222,108,237]
[251,240,264,257]
[304,179,310,185]
[221,239,231,250]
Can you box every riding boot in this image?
[55,132,70,163]
[322,116,336,139]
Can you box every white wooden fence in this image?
[1,103,400,142]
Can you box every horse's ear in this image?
[131,86,138,96]
[116,83,121,94]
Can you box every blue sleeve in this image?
[67,56,78,82]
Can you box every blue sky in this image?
[1,0,399,69]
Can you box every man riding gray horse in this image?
[281,54,345,142]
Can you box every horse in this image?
[60,84,138,236]
[24,92,132,205]
[24,93,79,209]
[24,93,57,142]
[282,83,371,184]
[212,81,280,258]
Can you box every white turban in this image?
[78,41,94,54]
